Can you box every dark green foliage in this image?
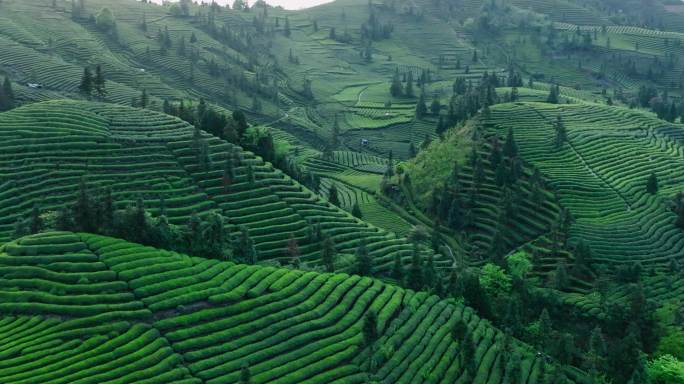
[351,202,363,219]
[405,71,414,97]
[240,365,252,384]
[234,226,257,264]
[79,67,93,95]
[321,236,336,272]
[503,127,518,158]
[391,254,404,281]
[140,89,148,108]
[430,98,441,115]
[328,183,340,207]
[94,65,106,98]
[407,243,423,290]
[390,71,403,97]
[452,318,467,343]
[537,308,552,350]
[284,17,291,37]
[362,311,378,346]
[0,76,15,111]
[554,115,567,150]
[423,254,437,290]
[29,205,43,234]
[415,93,428,118]
[547,84,560,104]
[355,240,372,276]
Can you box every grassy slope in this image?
[0,231,584,384]
[0,100,455,272]
[410,98,684,309]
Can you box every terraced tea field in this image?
[483,102,684,293]
[0,231,583,384]
[0,100,447,272]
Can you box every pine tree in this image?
[94,65,106,98]
[547,84,560,104]
[390,71,403,97]
[362,311,378,347]
[79,67,93,95]
[538,308,552,350]
[504,353,522,384]
[503,127,518,157]
[287,233,300,259]
[435,116,446,136]
[447,199,463,230]
[554,115,567,149]
[235,226,257,264]
[407,243,424,290]
[30,205,43,234]
[355,240,372,276]
[351,202,363,219]
[362,311,379,372]
[75,177,95,232]
[328,183,340,207]
[405,71,414,97]
[461,332,477,379]
[391,254,404,281]
[452,319,468,343]
[321,236,336,272]
[586,326,607,377]
[284,17,291,37]
[140,89,149,108]
[409,141,418,159]
[415,93,428,118]
[646,172,658,194]
[0,76,14,111]
[423,254,437,290]
[430,98,441,115]
[554,262,569,290]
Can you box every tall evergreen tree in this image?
[415,93,428,118]
[407,243,424,290]
[547,84,560,104]
[362,311,379,372]
[79,67,93,95]
[140,89,149,108]
[503,127,518,158]
[321,236,336,272]
[30,205,43,234]
[351,202,363,219]
[0,76,14,111]
[430,98,441,115]
[405,71,414,97]
[390,71,403,97]
[328,183,340,207]
[391,254,404,281]
[355,240,372,276]
[284,17,291,37]
[94,65,106,98]
[554,115,567,150]
[538,308,552,350]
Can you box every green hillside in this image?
[0,100,449,273]
[0,231,579,384]
[2,0,684,382]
